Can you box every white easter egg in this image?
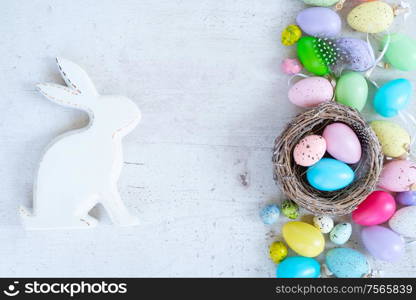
[389,206,416,238]
[313,215,334,233]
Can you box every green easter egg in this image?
[302,0,339,6]
[383,34,416,71]
[297,37,334,76]
[281,200,299,220]
[335,72,368,111]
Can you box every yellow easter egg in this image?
[281,24,302,46]
[347,1,394,33]
[370,120,410,158]
[282,221,325,257]
[269,241,288,264]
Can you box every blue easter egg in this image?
[373,79,413,117]
[326,248,369,278]
[260,204,280,225]
[276,256,320,278]
[395,191,416,206]
[306,158,355,191]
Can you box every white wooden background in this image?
[0,0,415,277]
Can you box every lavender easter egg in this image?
[361,226,404,262]
[379,160,416,192]
[323,123,362,164]
[288,77,333,108]
[293,135,326,167]
[395,191,416,206]
[336,38,375,72]
[296,7,341,38]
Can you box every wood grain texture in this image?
[0,0,415,277]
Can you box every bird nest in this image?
[272,102,384,216]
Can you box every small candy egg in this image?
[260,204,280,225]
[395,191,416,206]
[281,199,299,219]
[361,225,404,262]
[383,33,416,71]
[302,0,339,6]
[288,77,333,108]
[378,160,416,192]
[282,221,325,257]
[269,241,288,264]
[347,1,394,34]
[330,222,352,245]
[335,38,375,72]
[325,248,370,278]
[323,123,362,164]
[293,135,326,167]
[281,58,302,75]
[296,7,341,38]
[297,36,339,75]
[313,215,334,233]
[389,206,416,238]
[370,120,410,158]
[281,24,302,46]
[352,191,396,226]
[276,256,321,278]
[373,79,413,118]
[335,72,368,111]
[326,248,369,278]
[307,158,355,191]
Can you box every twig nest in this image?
[272,102,383,216]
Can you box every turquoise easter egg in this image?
[276,256,320,278]
[326,248,369,278]
[306,158,354,191]
[373,79,413,117]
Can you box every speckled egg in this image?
[330,223,352,245]
[288,77,333,108]
[260,204,280,225]
[389,206,416,238]
[281,200,299,219]
[281,24,302,46]
[313,215,334,233]
[336,38,375,72]
[378,160,416,192]
[269,241,288,264]
[326,248,369,278]
[302,0,339,6]
[293,135,326,167]
[347,1,394,33]
[296,7,341,38]
[370,120,410,158]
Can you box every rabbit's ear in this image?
[37,83,95,110]
[56,57,98,96]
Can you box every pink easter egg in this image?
[322,122,362,164]
[281,58,302,75]
[379,160,416,192]
[293,135,327,167]
[352,191,396,226]
[288,77,333,108]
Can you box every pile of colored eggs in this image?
[293,122,361,191]
[261,0,416,278]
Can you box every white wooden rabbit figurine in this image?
[20,58,141,229]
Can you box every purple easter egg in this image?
[361,226,405,262]
[336,38,375,72]
[296,7,341,38]
[396,191,416,206]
